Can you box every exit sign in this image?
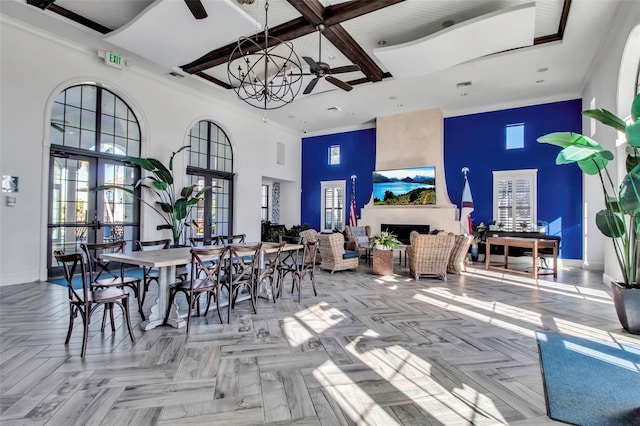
[102,51,124,69]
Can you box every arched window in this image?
[48,84,141,276]
[186,121,234,241]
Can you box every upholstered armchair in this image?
[344,225,371,253]
[318,233,359,273]
[406,233,456,280]
[447,235,473,274]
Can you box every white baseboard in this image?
[0,272,40,287]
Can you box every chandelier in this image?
[227,0,303,110]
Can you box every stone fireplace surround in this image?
[361,108,461,235]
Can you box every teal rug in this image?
[536,331,640,425]
[48,268,145,289]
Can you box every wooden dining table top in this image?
[100,243,303,268]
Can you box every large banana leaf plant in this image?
[97,146,211,246]
[537,93,640,288]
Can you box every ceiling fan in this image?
[299,24,361,95]
[184,0,208,20]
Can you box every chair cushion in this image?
[357,236,369,247]
[343,250,360,259]
[350,226,367,237]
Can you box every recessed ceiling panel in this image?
[373,3,536,79]
[104,0,260,68]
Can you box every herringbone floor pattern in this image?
[1,261,638,425]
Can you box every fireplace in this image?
[381,224,430,245]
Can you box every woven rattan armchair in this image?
[344,225,371,252]
[318,233,359,273]
[406,233,456,281]
[447,235,474,274]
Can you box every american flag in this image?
[460,174,474,235]
[349,175,358,227]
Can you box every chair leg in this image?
[215,286,223,324]
[65,305,76,344]
[227,286,232,324]
[186,294,193,335]
[163,289,176,326]
[248,284,257,315]
[310,271,317,296]
[136,282,146,321]
[81,307,90,357]
[119,298,136,343]
[109,303,116,332]
[101,306,108,331]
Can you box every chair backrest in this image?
[136,239,170,251]
[318,233,344,261]
[80,241,127,283]
[227,243,262,282]
[261,242,286,277]
[190,246,228,288]
[220,234,246,245]
[301,239,319,267]
[190,236,219,247]
[54,250,90,303]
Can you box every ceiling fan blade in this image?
[184,0,208,19]
[329,65,361,74]
[303,57,321,73]
[325,75,352,92]
[303,77,320,95]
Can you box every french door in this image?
[186,170,233,243]
[47,151,140,276]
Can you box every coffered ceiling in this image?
[2,0,623,134]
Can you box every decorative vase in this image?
[372,250,393,275]
[611,282,640,335]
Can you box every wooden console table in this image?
[485,236,558,279]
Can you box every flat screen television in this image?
[373,166,436,205]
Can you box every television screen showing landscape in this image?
[373,167,436,205]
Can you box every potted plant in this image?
[369,230,401,251]
[96,146,212,247]
[537,93,640,334]
[369,230,400,275]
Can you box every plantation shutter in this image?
[493,170,537,231]
[321,181,345,232]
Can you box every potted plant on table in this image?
[537,93,640,334]
[96,146,213,247]
[369,230,401,275]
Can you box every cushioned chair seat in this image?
[343,250,360,259]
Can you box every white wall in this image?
[580,1,640,280]
[0,19,301,286]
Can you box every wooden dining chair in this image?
[221,243,262,323]
[54,250,136,357]
[135,239,187,306]
[292,240,319,302]
[163,246,228,333]
[189,236,220,247]
[80,241,145,320]
[259,242,286,303]
[219,234,246,245]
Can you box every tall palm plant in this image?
[97,146,211,246]
[537,93,640,287]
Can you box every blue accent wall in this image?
[301,128,376,230]
[445,99,583,259]
[301,99,583,259]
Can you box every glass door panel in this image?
[48,153,139,276]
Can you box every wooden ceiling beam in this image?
[286,0,324,25]
[323,0,405,26]
[323,24,384,82]
[182,17,315,74]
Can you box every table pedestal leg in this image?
[140,265,186,330]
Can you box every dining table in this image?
[101,242,303,330]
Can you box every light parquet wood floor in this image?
[1,261,638,425]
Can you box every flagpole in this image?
[349,174,358,227]
[460,167,473,236]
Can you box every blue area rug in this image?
[536,331,640,425]
[48,268,145,289]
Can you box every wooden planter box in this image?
[372,250,394,275]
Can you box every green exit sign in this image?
[103,51,124,69]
